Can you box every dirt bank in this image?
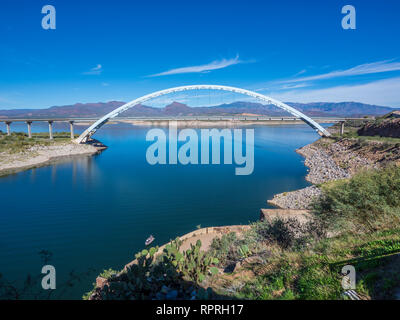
[0,142,100,176]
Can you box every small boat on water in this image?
[145,235,155,246]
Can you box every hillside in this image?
[357,111,400,138]
[0,101,397,119]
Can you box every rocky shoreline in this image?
[0,142,100,176]
[268,139,354,210]
[267,131,397,210]
[267,185,322,210]
[296,143,351,184]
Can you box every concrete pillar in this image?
[48,121,53,140]
[26,121,32,138]
[69,121,74,139]
[340,121,345,136]
[5,121,11,136]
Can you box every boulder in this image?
[95,276,108,289]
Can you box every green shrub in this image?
[312,166,400,233]
[255,218,303,249]
[252,218,327,250]
[87,238,221,300]
[209,232,238,265]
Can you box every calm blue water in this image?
[0,122,328,299]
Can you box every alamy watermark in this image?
[341,5,356,30]
[41,265,56,290]
[41,5,56,30]
[341,265,356,290]
[145,121,254,175]
[40,5,355,31]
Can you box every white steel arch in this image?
[75,85,330,143]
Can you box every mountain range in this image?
[0,101,397,119]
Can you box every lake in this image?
[0,122,328,299]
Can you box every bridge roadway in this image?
[0,116,367,140]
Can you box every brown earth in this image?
[358,118,400,138]
[314,137,400,174]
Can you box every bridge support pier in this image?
[340,121,345,136]
[48,121,53,140]
[5,121,11,136]
[69,121,74,140]
[26,121,32,138]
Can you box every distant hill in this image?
[288,102,398,117]
[0,101,125,119]
[0,101,397,119]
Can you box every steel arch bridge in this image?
[75,84,330,143]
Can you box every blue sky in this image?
[1,0,400,109]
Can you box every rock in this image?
[297,144,350,184]
[268,186,322,210]
[96,276,108,289]
[233,261,242,272]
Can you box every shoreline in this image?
[121,119,336,128]
[0,142,101,177]
[267,140,351,209]
[267,133,391,210]
[123,119,316,127]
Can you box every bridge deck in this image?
[0,116,369,122]
[0,116,369,141]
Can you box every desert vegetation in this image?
[0,131,76,154]
[87,166,400,300]
[206,167,400,300]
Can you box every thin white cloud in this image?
[83,64,102,75]
[268,77,400,107]
[279,59,400,84]
[292,69,307,77]
[255,82,311,92]
[148,55,244,77]
[281,83,311,89]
